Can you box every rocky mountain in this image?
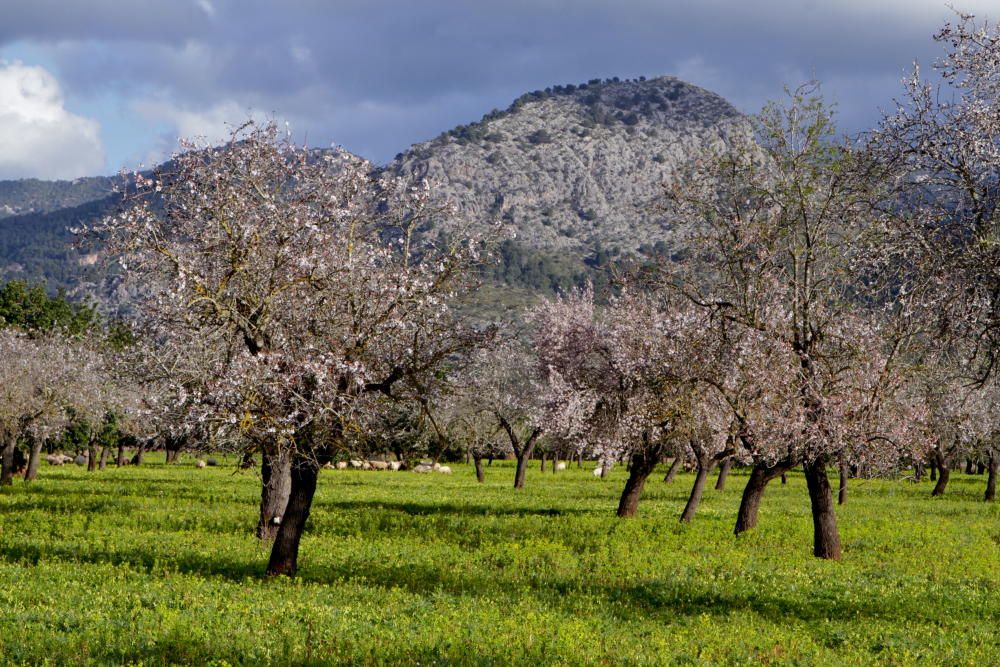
[393,76,746,265]
[0,75,747,302]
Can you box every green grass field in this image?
[0,460,997,666]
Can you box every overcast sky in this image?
[0,0,994,180]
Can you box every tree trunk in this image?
[913,463,923,482]
[984,456,998,502]
[803,459,842,560]
[616,450,659,517]
[130,440,147,466]
[838,461,848,506]
[266,456,320,577]
[734,460,792,535]
[87,443,97,472]
[663,456,681,483]
[552,454,559,473]
[540,451,547,472]
[514,450,532,489]
[116,442,125,467]
[965,458,974,475]
[929,460,937,481]
[257,447,292,541]
[931,453,950,496]
[0,440,14,486]
[24,438,44,482]
[165,448,178,464]
[99,446,109,471]
[714,458,732,491]
[680,461,712,523]
[474,455,485,483]
[577,452,583,468]
[499,418,540,490]
[781,473,787,485]
[976,462,985,475]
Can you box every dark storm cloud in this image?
[0,0,994,167]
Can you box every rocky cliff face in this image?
[392,76,747,261]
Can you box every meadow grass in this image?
[0,459,997,665]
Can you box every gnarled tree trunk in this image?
[267,456,321,577]
[734,459,793,535]
[500,416,541,490]
[1,438,18,485]
[715,458,732,491]
[99,446,109,471]
[663,456,681,483]
[86,443,97,472]
[681,463,712,523]
[24,438,44,482]
[931,450,950,496]
[985,456,998,502]
[803,459,841,560]
[257,446,292,541]
[616,447,660,517]
[473,454,485,483]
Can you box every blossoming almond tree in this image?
[464,340,545,489]
[91,121,484,576]
[532,287,733,518]
[867,13,999,387]
[0,332,78,485]
[666,88,924,559]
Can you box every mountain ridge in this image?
[0,75,747,301]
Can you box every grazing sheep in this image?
[413,463,434,473]
[592,466,604,477]
[361,461,373,470]
[335,461,348,470]
[196,460,207,469]
[437,465,452,474]
[45,454,64,466]
[556,462,567,471]
[388,461,402,471]
[321,462,336,470]
[349,459,364,469]
[370,460,389,471]
[74,455,87,466]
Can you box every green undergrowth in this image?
[0,460,997,665]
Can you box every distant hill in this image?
[0,176,116,219]
[0,75,748,307]
[393,75,747,288]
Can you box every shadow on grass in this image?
[314,497,587,518]
[0,532,955,631]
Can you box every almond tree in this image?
[0,332,76,485]
[532,287,732,518]
[667,89,922,559]
[92,121,483,576]
[465,341,545,489]
[867,12,999,385]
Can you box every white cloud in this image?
[133,97,271,163]
[0,61,104,179]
